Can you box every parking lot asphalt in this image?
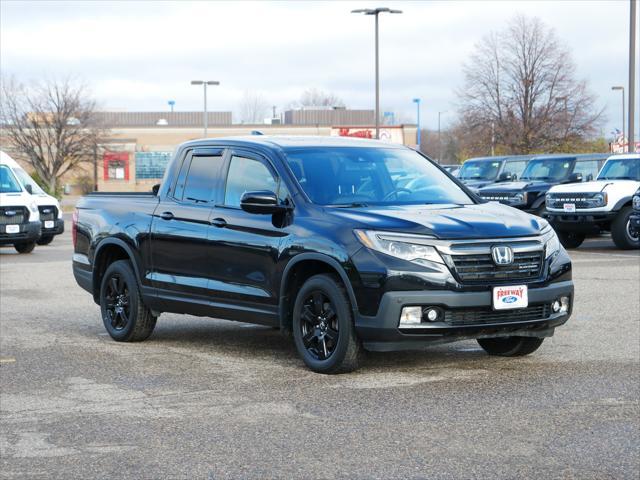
[1,221,639,480]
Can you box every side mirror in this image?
[586,173,594,182]
[152,184,160,195]
[25,184,33,194]
[240,190,290,214]
[498,172,512,182]
[568,172,583,183]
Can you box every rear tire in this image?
[557,231,585,249]
[611,206,640,250]
[99,260,157,342]
[477,336,544,357]
[14,241,36,254]
[37,235,54,245]
[292,274,363,374]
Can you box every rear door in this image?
[205,148,291,325]
[149,147,225,310]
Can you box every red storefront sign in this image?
[103,151,129,181]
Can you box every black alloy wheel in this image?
[300,291,340,361]
[104,273,130,332]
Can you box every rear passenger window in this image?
[574,160,600,181]
[224,156,280,207]
[180,155,224,203]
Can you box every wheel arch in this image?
[278,253,359,332]
[92,239,142,303]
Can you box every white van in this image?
[0,151,64,245]
[0,155,41,253]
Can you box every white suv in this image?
[545,153,640,249]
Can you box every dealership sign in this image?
[331,126,405,144]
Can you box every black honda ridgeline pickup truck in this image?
[73,136,573,373]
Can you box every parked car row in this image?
[453,152,640,250]
[0,151,64,253]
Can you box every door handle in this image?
[211,217,227,228]
[159,211,174,221]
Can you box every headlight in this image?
[541,224,560,259]
[590,192,607,207]
[633,195,640,210]
[354,230,444,265]
[513,192,528,204]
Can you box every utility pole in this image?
[491,121,495,156]
[191,80,220,137]
[352,7,402,139]
[93,143,98,192]
[413,98,421,150]
[628,0,637,152]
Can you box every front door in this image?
[206,149,291,325]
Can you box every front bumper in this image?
[0,221,42,245]
[355,280,573,352]
[40,218,65,236]
[547,211,617,233]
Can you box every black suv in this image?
[73,137,574,373]
[477,153,609,216]
[458,155,532,190]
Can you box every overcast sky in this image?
[1,0,637,136]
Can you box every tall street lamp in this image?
[413,98,421,150]
[611,86,625,150]
[352,7,402,140]
[191,80,220,137]
[438,111,447,162]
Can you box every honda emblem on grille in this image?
[491,245,514,265]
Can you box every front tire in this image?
[292,274,363,374]
[477,336,544,356]
[611,206,640,250]
[37,235,54,245]
[14,241,36,254]
[557,230,585,249]
[99,260,157,342]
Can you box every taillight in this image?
[71,209,78,248]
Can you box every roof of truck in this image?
[180,135,407,150]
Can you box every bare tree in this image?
[457,15,603,155]
[297,88,345,108]
[1,76,105,193]
[238,90,270,124]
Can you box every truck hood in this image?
[0,191,35,206]
[326,202,544,240]
[460,179,496,189]
[478,180,552,193]
[548,179,640,195]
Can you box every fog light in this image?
[552,300,561,313]
[560,296,570,313]
[399,306,422,326]
[425,308,440,322]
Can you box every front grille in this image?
[480,193,516,202]
[547,193,594,209]
[0,206,28,225]
[451,251,543,283]
[444,304,550,326]
[38,205,58,222]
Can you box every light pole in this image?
[438,111,447,162]
[190,80,219,137]
[168,100,175,113]
[352,7,402,139]
[611,86,625,150]
[628,0,636,152]
[413,98,421,150]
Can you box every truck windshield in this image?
[458,160,501,181]
[521,158,573,181]
[0,165,23,193]
[597,158,640,181]
[13,167,46,194]
[284,147,473,206]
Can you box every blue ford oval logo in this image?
[502,296,518,304]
